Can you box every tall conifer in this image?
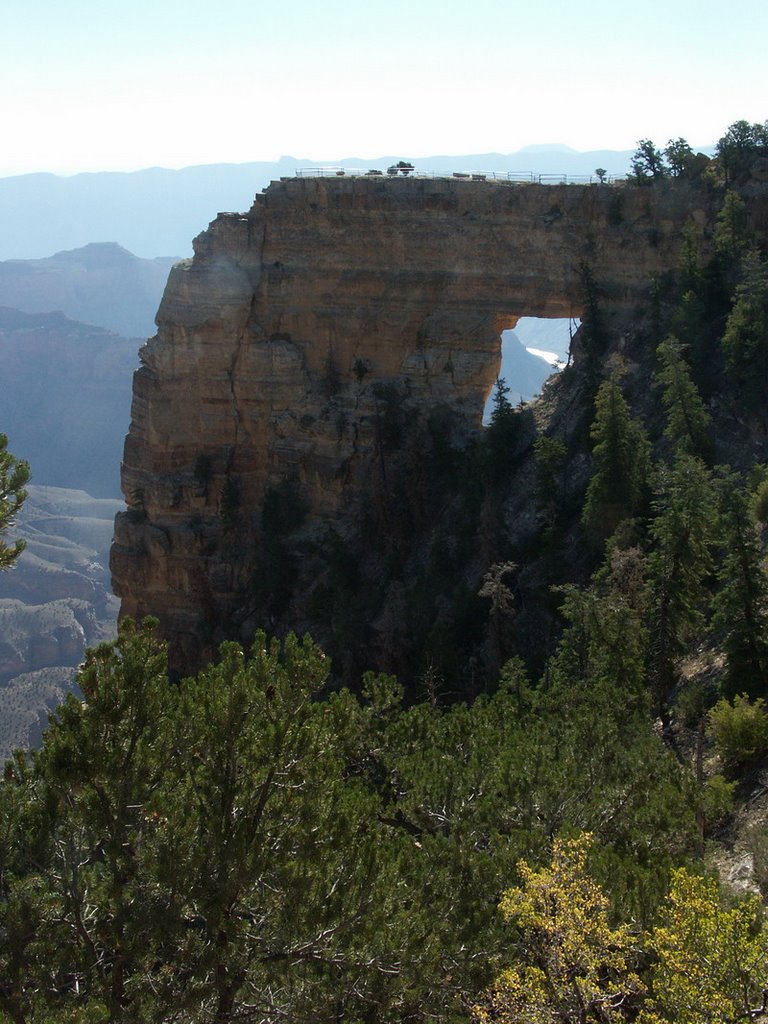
[656,337,712,460]
[713,475,768,699]
[581,373,651,544]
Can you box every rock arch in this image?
[111,174,720,670]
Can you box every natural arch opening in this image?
[482,316,580,423]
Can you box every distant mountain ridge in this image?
[0,147,641,260]
[0,242,175,336]
[0,305,137,496]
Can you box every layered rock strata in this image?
[111,175,730,672]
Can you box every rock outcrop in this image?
[111,175,755,674]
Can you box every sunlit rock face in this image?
[110,174,731,672]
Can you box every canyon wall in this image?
[110,174,725,672]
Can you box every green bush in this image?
[674,679,716,729]
[701,773,736,829]
[707,693,768,773]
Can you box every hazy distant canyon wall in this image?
[111,174,739,670]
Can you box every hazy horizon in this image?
[0,143,645,182]
[3,0,765,178]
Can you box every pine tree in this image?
[668,220,731,400]
[533,434,567,530]
[647,455,718,710]
[664,138,695,178]
[678,222,703,294]
[721,251,768,421]
[150,632,382,1022]
[714,190,751,264]
[713,474,768,699]
[655,337,712,460]
[715,119,768,185]
[713,190,752,299]
[478,560,517,677]
[581,373,651,544]
[35,618,177,1021]
[631,139,668,181]
[485,377,519,481]
[0,750,52,1024]
[0,433,29,571]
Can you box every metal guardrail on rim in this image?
[293,167,624,184]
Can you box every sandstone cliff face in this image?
[111,175,734,673]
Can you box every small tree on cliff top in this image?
[716,119,768,184]
[664,138,694,178]
[631,139,667,182]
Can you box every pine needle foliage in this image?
[0,433,29,571]
[581,373,651,544]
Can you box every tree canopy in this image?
[0,614,698,1023]
[477,834,768,1024]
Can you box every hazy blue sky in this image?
[2,0,766,176]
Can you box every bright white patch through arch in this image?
[482,317,580,424]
